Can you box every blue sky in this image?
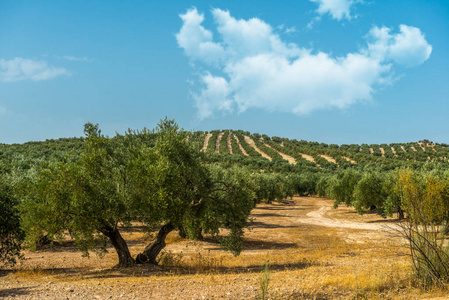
[0,0,448,144]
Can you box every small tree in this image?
[396,169,449,287]
[352,171,387,215]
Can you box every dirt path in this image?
[296,198,395,231]
[232,134,249,156]
[410,146,417,152]
[342,156,356,164]
[369,148,374,154]
[244,136,272,161]
[299,153,315,163]
[400,145,407,153]
[417,143,426,152]
[264,143,296,165]
[201,133,212,152]
[379,147,385,157]
[227,134,233,154]
[320,154,337,164]
[391,147,397,155]
[215,132,223,153]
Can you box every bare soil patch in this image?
[244,136,272,161]
[232,134,249,156]
[417,143,426,152]
[320,154,337,164]
[342,156,356,164]
[391,146,397,156]
[299,153,315,163]
[215,132,224,153]
[227,134,233,154]
[201,134,212,152]
[264,143,296,165]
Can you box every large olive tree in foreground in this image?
[21,119,256,267]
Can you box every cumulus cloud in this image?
[310,0,358,21]
[0,57,70,82]
[176,8,432,119]
[365,25,432,67]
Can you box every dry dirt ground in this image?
[201,134,213,152]
[1,197,448,299]
[244,136,272,161]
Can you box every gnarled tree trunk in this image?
[136,222,174,264]
[101,225,134,267]
[398,207,405,220]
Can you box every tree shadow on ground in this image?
[241,239,298,250]
[256,206,301,211]
[81,258,316,280]
[199,236,298,251]
[366,218,403,224]
[249,221,297,229]
[0,286,35,298]
[250,213,289,218]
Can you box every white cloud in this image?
[176,8,432,120]
[310,0,357,21]
[176,8,227,65]
[365,25,432,67]
[193,73,232,120]
[0,57,70,82]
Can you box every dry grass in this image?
[2,197,448,299]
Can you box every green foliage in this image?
[0,175,24,265]
[327,169,362,208]
[352,172,387,214]
[396,169,449,287]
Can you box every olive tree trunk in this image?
[398,207,405,220]
[136,222,174,264]
[101,225,135,267]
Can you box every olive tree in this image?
[21,119,257,267]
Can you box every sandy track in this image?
[342,156,356,164]
[227,134,233,154]
[244,136,272,161]
[264,143,296,164]
[296,200,392,231]
[215,132,223,153]
[410,146,417,152]
[369,148,374,154]
[299,153,315,163]
[232,134,249,156]
[391,147,397,155]
[400,145,407,153]
[201,133,212,152]
[379,147,385,157]
[320,154,337,164]
[417,143,426,152]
